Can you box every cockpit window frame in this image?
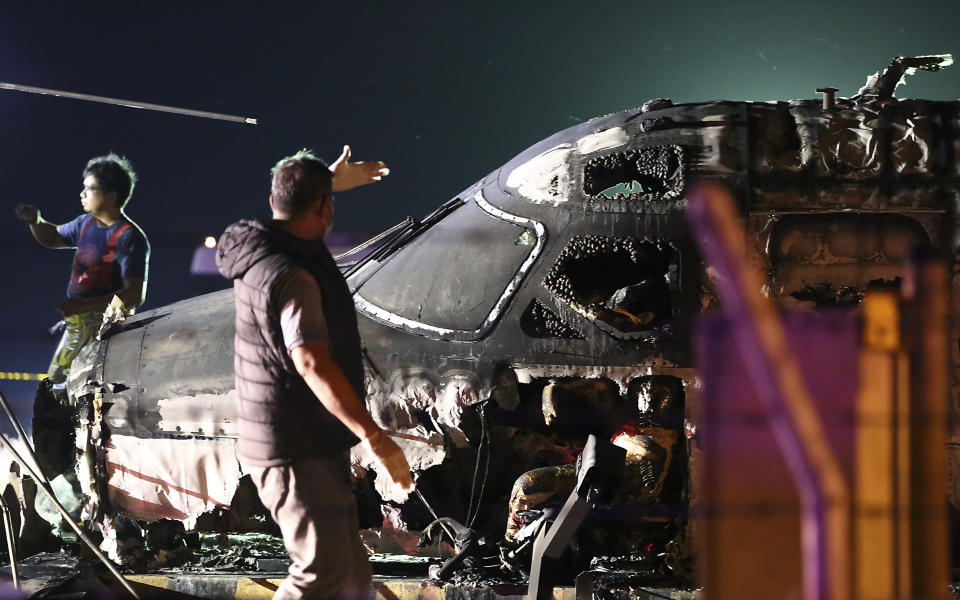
[353,190,548,341]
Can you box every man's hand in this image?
[362,429,415,493]
[20,208,67,248]
[330,145,389,192]
[291,343,416,493]
[15,204,40,225]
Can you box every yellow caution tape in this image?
[0,372,45,381]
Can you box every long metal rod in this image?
[0,82,257,125]
[0,493,18,588]
[0,388,36,588]
[0,391,139,599]
[0,432,139,598]
[0,392,42,482]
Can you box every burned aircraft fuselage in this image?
[64,86,960,571]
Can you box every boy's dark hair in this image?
[270,150,332,216]
[83,154,137,209]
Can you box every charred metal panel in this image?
[816,184,888,210]
[750,186,813,211]
[620,102,748,176]
[888,100,942,175]
[952,114,960,175]
[693,106,748,175]
[794,104,887,179]
[99,290,236,438]
[749,100,956,217]
[768,214,931,304]
[749,103,803,173]
[752,185,949,216]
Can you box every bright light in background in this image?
[191,236,221,275]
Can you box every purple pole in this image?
[686,181,848,600]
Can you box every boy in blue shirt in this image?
[16,153,150,385]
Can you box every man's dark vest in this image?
[228,222,362,466]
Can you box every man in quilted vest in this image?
[217,147,414,600]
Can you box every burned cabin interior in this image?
[541,235,677,340]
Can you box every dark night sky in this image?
[1,0,959,408]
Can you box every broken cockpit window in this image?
[770,214,930,308]
[542,236,676,340]
[583,145,684,201]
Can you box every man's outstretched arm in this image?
[15,204,68,248]
[330,145,390,192]
[291,342,415,492]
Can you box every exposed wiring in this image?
[464,404,483,525]
[465,400,491,528]
[468,401,491,529]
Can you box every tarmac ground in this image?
[0,553,701,599]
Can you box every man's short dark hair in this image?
[83,153,137,209]
[271,150,332,216]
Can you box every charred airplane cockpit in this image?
[11,54,960,595]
